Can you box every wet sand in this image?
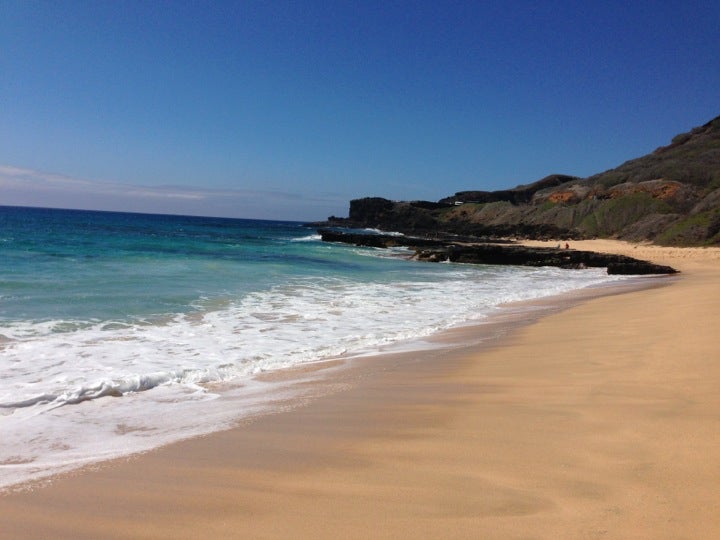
[1,240,718,539]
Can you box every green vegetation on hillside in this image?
[328,115,720,246]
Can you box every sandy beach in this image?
[1,240,718,539]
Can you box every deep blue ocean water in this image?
[0,205,628,490]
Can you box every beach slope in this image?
[1,241,718,539]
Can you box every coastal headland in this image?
[313,115,720,248]
[0,240,718,538]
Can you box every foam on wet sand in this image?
[1,240,718,539]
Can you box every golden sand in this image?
[1,240,718,539]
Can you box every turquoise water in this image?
[0,205,628,490]
[1,206,348,321]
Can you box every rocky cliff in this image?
[322,115,720,246]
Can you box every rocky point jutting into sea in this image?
[311,115,720,274]
[316,229,677,275]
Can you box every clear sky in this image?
[1,1,719,221]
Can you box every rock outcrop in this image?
[318,229,678,275]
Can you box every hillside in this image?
[324,115,720,246]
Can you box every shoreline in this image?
[1,240,718,538]
[0,265,650,495]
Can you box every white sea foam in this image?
[290,234,322,242]
[361,228,405,236]
[0,265,629,491]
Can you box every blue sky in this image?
[1,1,719,221]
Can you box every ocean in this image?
[0,206,629,490]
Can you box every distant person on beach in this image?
[565,243,570,249]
